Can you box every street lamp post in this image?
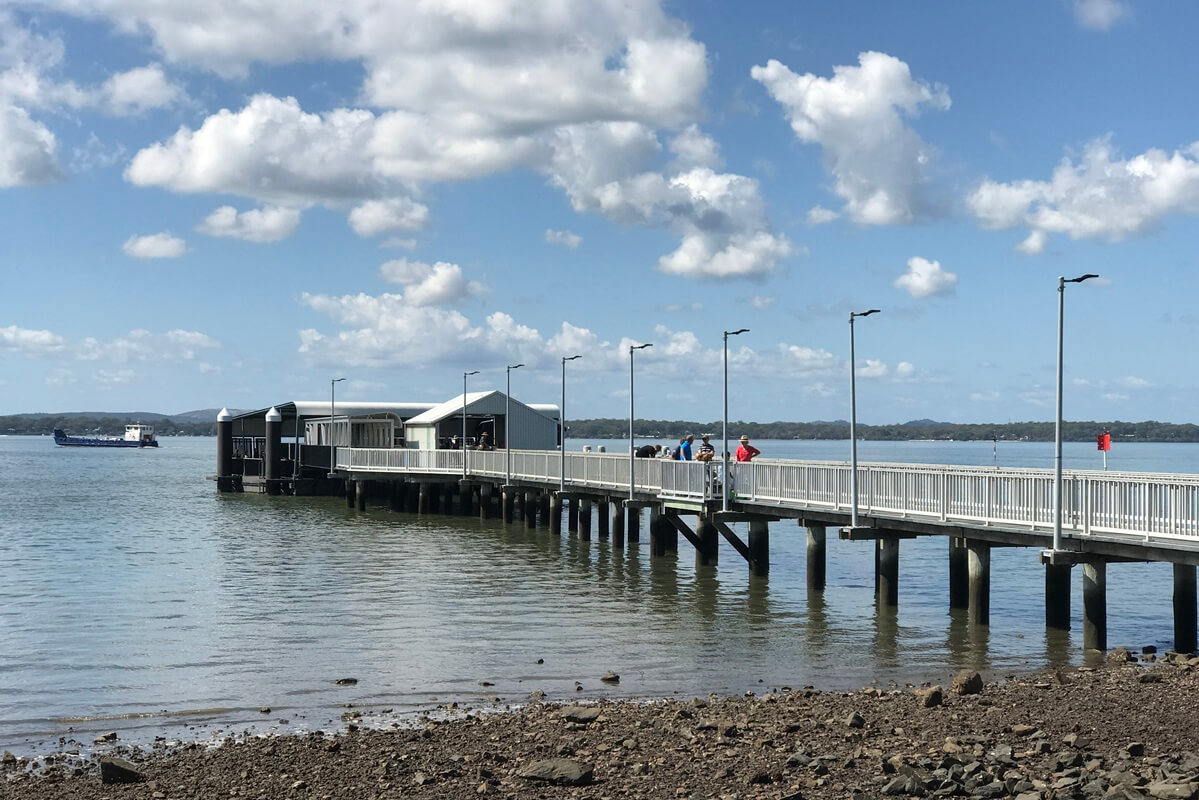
[560,355,581,494]
[628,343,652,501]
[463,370,479,478]
[327,377,345,478]
[1053,274,1099,552]
[722,328,749,511]
[848,309,880,528]
[505,363,524,486]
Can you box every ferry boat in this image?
[53,424,159,448]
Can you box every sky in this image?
[2,0,1199,424]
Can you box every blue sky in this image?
[2,0,1198,423]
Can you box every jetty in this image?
[214,397,1199,656]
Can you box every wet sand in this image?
[5,650,1199,800]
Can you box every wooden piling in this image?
[1045,563,1071,630]
[805,525,826,592]
[418,483,429,514]
[876,535,899,607]
[696,515,718,567]
[549,494,562,534]
[597,499,610,538]
[967,540,990,625]
[748,519,769,576]
[355,480,367,512]
[1083,561,1107,652]
[346,479,356,509]
[610,502,625,549]
[1174,563,1197,653]
[578,498,592,540]
[627,506,640,542]
[478,483,493,520]
[948,537,968,610]
[539,494,551,527]
[568,500,580,533]
[524,491,538,529]
[649,509,675,557]
[502,487,515,524]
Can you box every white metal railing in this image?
[337,448,1199,546]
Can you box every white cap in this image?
[265,406,283,423]
[217,407,233,422]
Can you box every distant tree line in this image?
[567,418,1199,443]
[0,415,217,437]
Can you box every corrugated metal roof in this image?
[231,401,437,421]
[405,391,557,425]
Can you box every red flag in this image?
[1097,433,1111,452]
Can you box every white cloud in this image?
[893,256,957,299]
[0,103,60,186]
[77,329,220,362]
[1102,392,1129,402]
[750,295,775,309]
[894,361,916,379]
[1073,0,1129,30]
[752,52,950,224]
[96,368,135,385]
[544,228,582,249]
[122,232,186,258]
[197,205,302,243]
[668,124,722,170]
[1119,375,1151,389]
[969,390,1000,402]
[380,237,417,250]
[856,358,888,378]
[806,206,839,225]
[100,64,180,115]
[968,137,1199,251]
[348,197,429,236]
[378,259,484,306]
[0,324,65,353]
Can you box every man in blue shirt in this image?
[679,434,694,461]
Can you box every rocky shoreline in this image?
[5,649,1199,799]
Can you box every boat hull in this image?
[53,429,159,448]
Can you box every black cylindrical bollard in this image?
[216,408,236,492]
[264,406,283,495]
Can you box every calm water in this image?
[1,436,1196,755]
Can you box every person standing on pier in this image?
[679,435,694,461]
[735,435,760,462]
[696,434,715,462]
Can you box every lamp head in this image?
[725,328,749,337]
[630,342,652,352]
[1066,273,1099,283]
[465,370,479,376]
[564,354,582,362]
[508,363,525,370]
[332,377,346,383]
[852,309,881,318]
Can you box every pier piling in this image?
[949,537,968,610]
[216,408,237,493]
[748,519,769,576]
[610,503,625,549]
[549,494,562,533]
[524,491,538,529]
[805,525,826,592]
[1174,563,1197,653]
[1083,561,1107,652]
[876,535,899,606]
[597,499,610,538]
[264,407,283,495]
[568,500,579,533]
[502,487,515,524]
[967,540,990,626]
[478,483,493,520]
[696,515,719,567]
[627,507,640,542]
[1045,563,1071,630]
[578,498,592,540]
[355,480,367,512]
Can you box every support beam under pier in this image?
[355,480,367,512]
[1083,561,1107,652]
[649,508,676,556]
[1045,564,1071,631]
[609,501,624,549]
[627,506,640,542]
[549,494,562,534]
[967,540,990,626]
[524,491,538,529]
[478,483,493,520]
[949,537,968,611]
[696,515,718,567]
[578,498,592,540]
[805,525,826,592]
[502,487,515,524]
[1175,563,1197,654]
[876,535,899,607]
[597,499,609,538]
[568,500,579,534]
[748,519,769,576]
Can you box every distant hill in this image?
[0,410,226,436]
[902,418,948,426]
[172,408,247,422]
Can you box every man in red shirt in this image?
[735,435,760,462]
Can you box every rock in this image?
[516,758,594,786]
[528,689,545,701]
[1139,673,1164,684]
[1143,645,1159,654]
[600,672,620,684]
[335,678,357,685]
[951,670,983,695]
[915,686,943,708]
[560,706,601,724]
[1011,724,1038,736]
[846,711,866,729]
[881,774,924,795]
[1,751,16,767]
[94,731,118,743]
[1127,742,1146,757]
[258,706,271,714]
[100,757,145,784]
[1064,733,1090,748]
[1109,647,1136,664]
[1145,782,1199,799]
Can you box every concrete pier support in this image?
[549,494,562,534]
[568,501,579,534]
[457,482,472,516]
[478,484,493,520]
[1045,564,1071,630]
[578,499,592,540]
[649,509,676,557]
[502,488,515,524]
[627,506,640,542]
[610,503,625,549]
[949,537,969,610]
[696,515,719,567]
[805,525,826,592]
[539,494,551,527]
[429,483,442,514]
[1174,563,1197,653]
[1083,561,1107,652]
[355,480,368,512]
[417,483,429,514]
[876,535,899,607]
[405,482,419,513]
[523,491,538,528]
[389,482,402,512]
[967,541,990,625]
[748,519,769,576]
[597,500,610,538]
[346,480,357,509]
